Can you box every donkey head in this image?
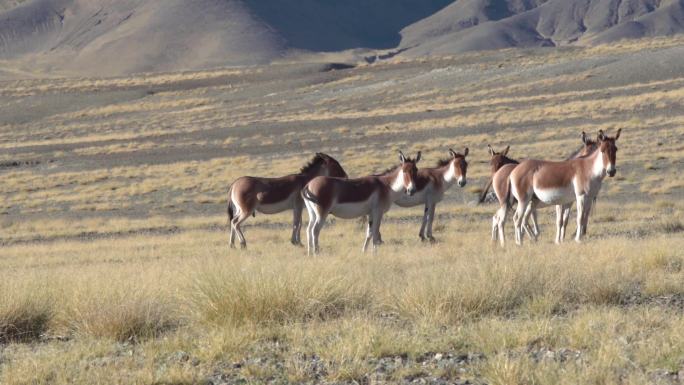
[488,144,514,174]
[303,153,348,178]
[448,147,469,187]
[578,131,599,157]
[319,153,348,178]
[398,150,421,196]
[597,129,621,177]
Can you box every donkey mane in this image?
[564,140,597,161]
[498,155,520,166]
[376,164,400,176]
[376,155,419,176]
[435,158,452,167]
[299,153,328,174]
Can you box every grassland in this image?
[1,37,683,384]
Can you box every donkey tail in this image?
[301,186,319,205]
[478,178,493,204]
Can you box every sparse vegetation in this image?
[1,37,683,384]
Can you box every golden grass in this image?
[1,36,684,384]
[0,203,683,383]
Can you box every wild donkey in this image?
[510,129,621,245]
[302,151,420,256]
[394,148,469,242]
[488,133,599,246]
[227,153,347,248]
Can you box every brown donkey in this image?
[228,153,347,248]
[302,151,421,256]
[509,129,621,245]
[489,133,599,246]
[394,148,468,242]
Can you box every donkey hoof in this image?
[240,243,247,249]
[427,236,437,243]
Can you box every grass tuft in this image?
[0,286,52,343]
[59,285,177,342]
[188,261,373,325]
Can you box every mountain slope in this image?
[0,0,452,76]
[400,0,684,55]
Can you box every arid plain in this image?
[1,37,684,384]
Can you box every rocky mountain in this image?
[0,0,682,76]
[400,0,684,55]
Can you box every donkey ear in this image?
[415,151,421,163]
[614,128,621,140]
[487,144,494,157]
[597,129,606,141]
[581,131,588,144]
[450,148,457,158]
[398,150,406,163]
[502,145,510,156]
[463,147,469,157]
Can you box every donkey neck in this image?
[378,167,406,195]
[492,157,519,175]
[578,148,606,181]
[439,162,458,185]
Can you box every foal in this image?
[394,148,468,242]
[302,151,421,256]
[510,129,621,245]
[227,153,347,248]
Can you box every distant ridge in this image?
[399,0,684,55]
[0,0,683,76]
[0,0,451,76]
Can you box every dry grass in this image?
[0,281,52,343]
[1,36,684,384]
[0,212,683,384]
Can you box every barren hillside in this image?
[400,0,684,55]
[0,0,451,76]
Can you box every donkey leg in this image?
[425,203,437,243]
[560,204,571,242]
[496,205,508,248]
[305,202,316,256]
[575,195,586,243]
[530,208,540,238]
[370,212,383,253]
[291,200,304,246]
[312,213,327,255]
[513,199,528,246]
[362,219,373,253]
[229,210,237,248]
[581,199,593,236]
[561,204,572,242]
[555,205,563,244]
[419,206,429,241]
[491,213,499,243]
[580,199,593,239]
[521,203,537,242]
[231,213,250,249]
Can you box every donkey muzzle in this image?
[607,169,616,177]
[458,177,467,187]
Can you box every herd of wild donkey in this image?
[227,129,621,255]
